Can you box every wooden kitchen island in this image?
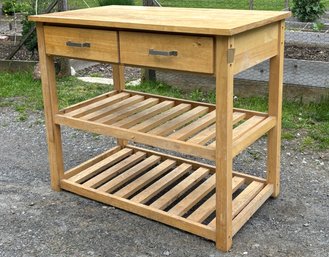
[30,6,290,251]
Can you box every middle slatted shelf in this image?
[55,90,276,160]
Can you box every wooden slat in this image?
[131,103,191,132]
[208,115,265,148]
[168,111,216,140]
[60,179,216,241]
[188,124,215,145]
[148,106,209,136]
[131,163,192,204]
[127,145,216,172]
[209,181,267,228]
[125,90,267,119]
[232,117,276,157]
[232,184,273,236]
[113,101,175,128]
[115,159,176,198]
[168,174,215,216]
[125,89,216,111]
[95,98,159,124]
[150,167,209,210]
[127,145,267,184]
[98,155,161,193]
[232,181,264,217]
[187,176,245,223]
[232,111,248,124]
[64,146,121,179]
[81,95,145,121]
[67,92,130,118]
[187,193,215,223]
[83,151,147,188]
[188,111,246,145]
[60,90,117,114]
[233,116,266,141]
[233,108,268,119]
[68,148,133,183]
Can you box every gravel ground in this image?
[0,107,328,257]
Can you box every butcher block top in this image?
[29,5,291,36]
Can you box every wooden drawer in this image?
[44,26,119,63]
[120,32,214,74]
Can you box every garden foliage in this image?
[292,0,326,22]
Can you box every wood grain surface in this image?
[29,6,290,36]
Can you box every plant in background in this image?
[312,22,325,31]
[19,1,37,56]
[98,0,134,6]
[22,17,38,56]
[20,0,54,56]
[292,0,326,22]
[2,0,30,15]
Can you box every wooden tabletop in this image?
[29,6,290,36]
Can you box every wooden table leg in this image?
[267,21,285,198]
[215,36,234,251]
[113,64,128,147]
[36,23,64,191]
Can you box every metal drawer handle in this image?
[149,49,178,57]
[66,41,91,48]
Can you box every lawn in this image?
[0,72,328,150]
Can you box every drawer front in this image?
[120,32,214,74]
[44,26,119,63]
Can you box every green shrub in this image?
[22,18,38,54]
[20,1,54,55]
[292,0,326,22]
[2,0,30,15]
[98,0,134,6]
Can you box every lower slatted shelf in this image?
[61,145,273,241]
[55,90,276,160]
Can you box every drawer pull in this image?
[66,41,91,48]
[149,49,178,57]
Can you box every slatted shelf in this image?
[55,90,275,161]
[61,145,272,242]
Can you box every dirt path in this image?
[0,107,328,257]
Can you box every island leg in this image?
[112,64,128,147]
[36,23,64,191]
[267,21,285,198]
[215,36,235,251]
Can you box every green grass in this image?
[0,72,110,120]
[68,0,100,9]
[1,72,328,150]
